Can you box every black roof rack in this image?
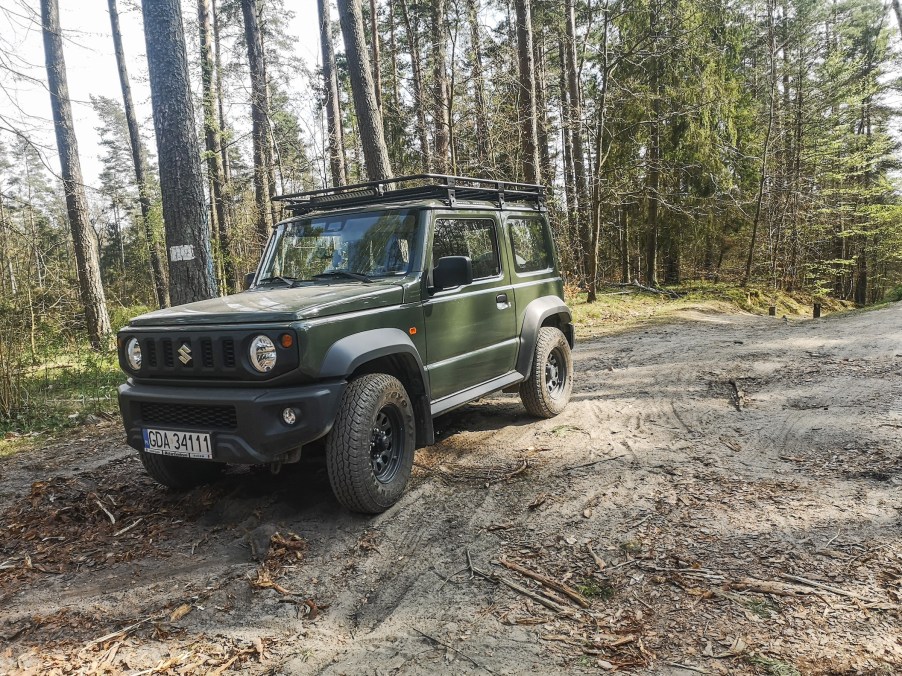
[273,173,545,215]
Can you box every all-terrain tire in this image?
[139,450,224,490]
[520,326,573,418]
[326,374,416,514]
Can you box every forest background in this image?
[1,0,901,438]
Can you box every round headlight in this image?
[125,337,142,371]
[249,335,277,372]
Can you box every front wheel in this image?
[139,450,223,490]
[326,374,416,513]
[519,326,573,418]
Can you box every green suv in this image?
[117,175,573,513]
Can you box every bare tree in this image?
[241,0,277,247]
[337,0,393,180]
[142,0,218,305]
[108,0,169,308]
[319,0,348,186]
[41,0,111,348]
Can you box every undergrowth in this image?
[569,281,854,338]
[0,305,148,452]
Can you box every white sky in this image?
[0,0,321,196]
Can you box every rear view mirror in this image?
[432,256,473,291]
[244,272,255,290]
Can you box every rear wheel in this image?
[520,326,573,418]
[139,450,223,490]
[326,373,416,513]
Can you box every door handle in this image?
[496,293,508,304]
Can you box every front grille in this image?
[201,338,214,367]
[162,338,174,367]
[140,402,237,430]
[222,338,236,367]
[146,340,157,367]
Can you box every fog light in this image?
[282,408,297,425]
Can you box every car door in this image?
[423,213,518,401]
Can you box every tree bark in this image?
[198,0,237,293]
[431,0,451,172]
[319,0,348,187]
[41,0,111,348]
[109,0,169,308]
[398,0,431,172]
[513,0,540,184]
[242,0,277,249]
[142,0,218,305]
[337,0,394,180]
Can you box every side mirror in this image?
[244,272,255,290]
[432,256,473,291]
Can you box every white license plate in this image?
[143,428,213,459]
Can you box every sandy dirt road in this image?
[1,303,901,675]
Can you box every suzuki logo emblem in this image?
[178,342,192,365]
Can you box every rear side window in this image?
[509,218,552,273]
[433,218,500,279]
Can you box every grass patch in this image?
[744,653,801,676]
[576,579,615,600]
[1,347,121,444]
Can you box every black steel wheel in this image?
[520,326,573,418]
[326,373,416,513]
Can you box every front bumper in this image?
[118,380,346,464]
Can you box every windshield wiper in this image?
[255,275,301,287]
[311,270,373,283]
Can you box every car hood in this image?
[129,282,405,327]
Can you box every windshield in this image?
[257,209,420,284]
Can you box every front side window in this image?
[432,218,500,280]
[259,210,418,282]
[509,217,552,273]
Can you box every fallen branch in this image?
[113,518,142,537]
[466,550,573,615]
[587,543,606,573]
[728,380,745,412]
[563,454,626,473]
[499,557,591,608]
[778,573,882,603]
[663,662,709,674]
[411,627,501,675]
[95,499,116,525]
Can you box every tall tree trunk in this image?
[41,0,111,348]
[387,0,403,171]
[109,0,169,308]
[565,0,590,270]
[198,0,237,293]
[212,0,234,226]
[337,0,394,180]
[142,0,218,305]
[513,0,540,184]
[466,0,490,168]
[431,0,451,172]
[534,32,552,187]
[645,0,662,286]
[398,0,431,171]
[892,0,902,39]
[369,0,383,111]
[742,0,776,287]
[319,0,348,187]
[242,0,276,249]
[558,40,575,217]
